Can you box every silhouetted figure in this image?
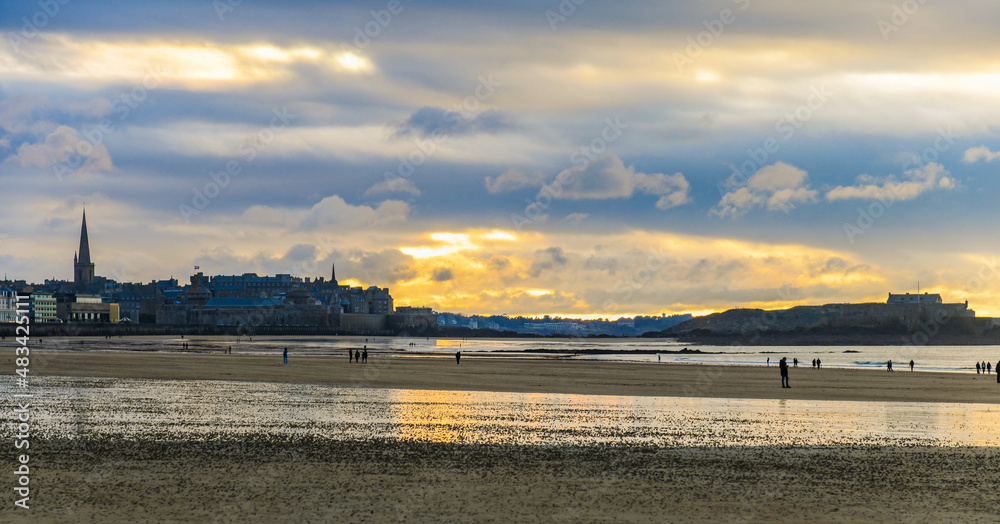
[812,359,816,368]
[349,349,353,363]
[362,349,368,363]
[456,351,461,365]
[996,361,999,383]
[767,357,770,367]
[283,347,288,365]
[887,360,893,372]
[779,357,789,388]
[977,362,981,374]
[355,350,361,363]
[909,359,914,372]
[816,359,821,369]
[793,358,798,368]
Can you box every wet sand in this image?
[10,439,999,523]
[28,349,1000,403]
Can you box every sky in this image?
[2,0,1000,318]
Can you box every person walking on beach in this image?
[910,359,914,372]
[816,358,821,369]
[355,350,361,363]
[362,348,368,363]
[779,357,789,388]
[349,349,353,363]
[456,351,461,365]
[283,347,288,365]
[812,358,816,368]
[887,360,893,372]
[977,362,981,374]
[767,357,770,367]
[793,358,798,368]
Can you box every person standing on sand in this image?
[910,359,914,372]
[355,350,361,363]
[767,357,770,367]
[793,358,798,368]
[362,348,368,363]
[283,347,288,365]
[779,357,789,388]
[349,349,353,363]
[456,351,461,365]
[817,359,821,369]
[977,362,981,374]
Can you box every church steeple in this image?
[78,209,92,266]
[73,209,96,286]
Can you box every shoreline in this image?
[31,350,1000,404]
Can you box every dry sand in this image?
[27,349,1000,403]
[8,350,1000,522]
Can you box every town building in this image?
[29,292,57,323]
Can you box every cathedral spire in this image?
[74,208,95,286]
[78,209,92,265]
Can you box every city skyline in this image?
[3,1,1000,317]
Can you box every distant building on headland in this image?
[887,293,943,304]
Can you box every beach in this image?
[28,349,1000,404]
[8,349,1000,522]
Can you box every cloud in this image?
[485,168,546,194]
[283,244,317,262]
[5,125,113,174]
[539,153,691,208]
[825,162,954,201]
[394,107,517,138]
[363,178,421,197]
[297,196,410,230]
[714,162,818,217]
[431,267,454,281]
[963,146,1000,163]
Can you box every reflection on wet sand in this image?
[25,376,1000,447]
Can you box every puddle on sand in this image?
[15,376,1000,447]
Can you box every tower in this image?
[73,209,96,286]
[331,262,338,286]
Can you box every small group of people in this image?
[348,347,368,363]
[811,358,822,368]
[975,361,998,374]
